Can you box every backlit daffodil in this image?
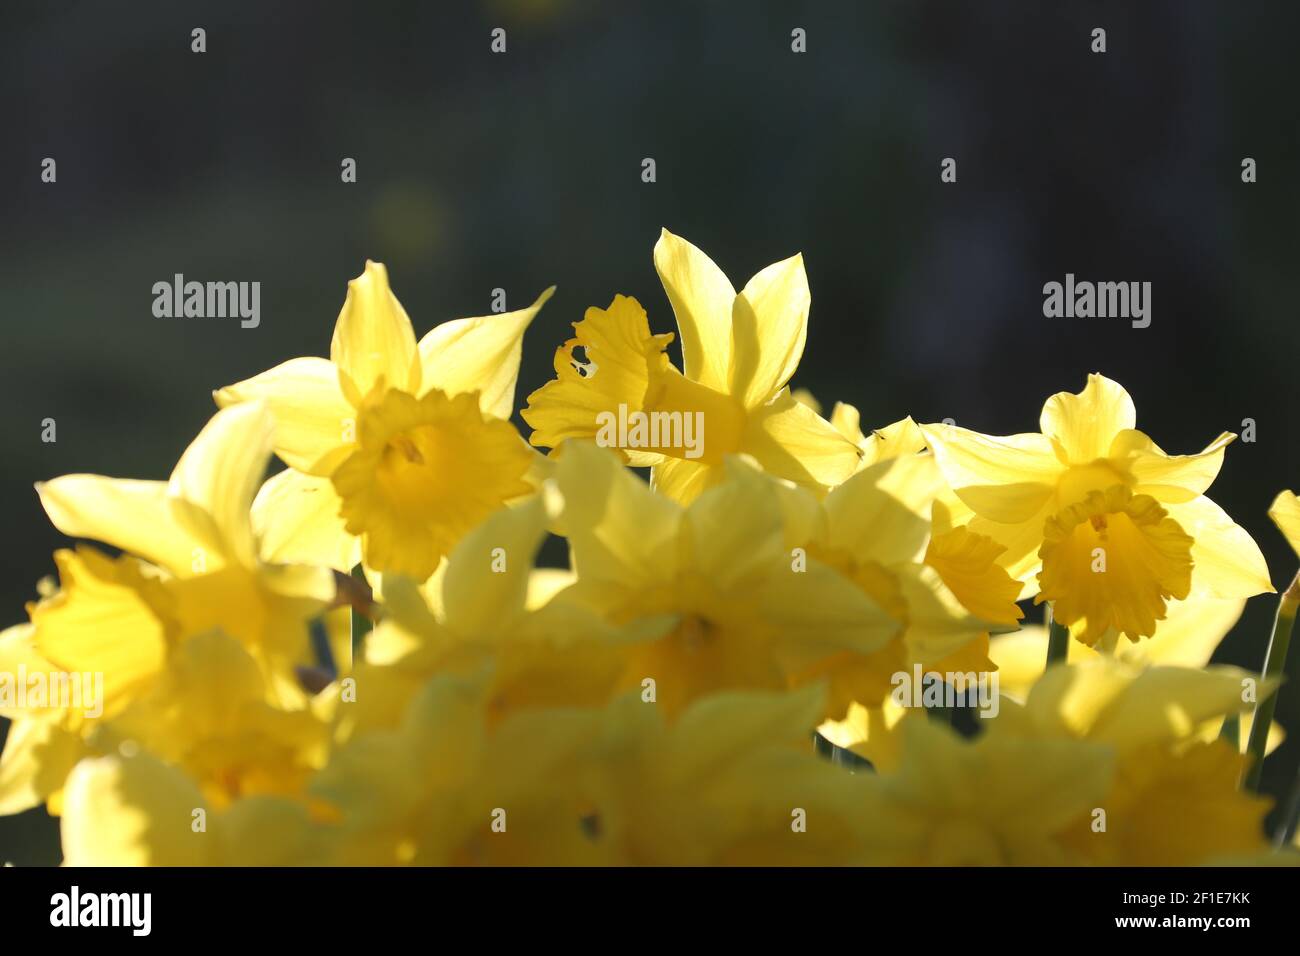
[523,230,861,504]
[773,451,1022,719]
[216,261,554,580]
[337,496,673,740]
[992,659,1275,865]
[921,373,1272,647]
[545,441,899,719]
[35,403,333,703]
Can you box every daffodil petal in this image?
[729,253,808,408]
[439,497,549,637]
[653,229,735,392]
[920,423,1062,524]
[0,718,85,815]
[742,389,863,489]
[169,404,274,569]
[551,441,682,596]
[61,753,209,865]
[252,468,360,572]
[1167,495,1275,598]
[37,476,202,577]
[419,287,555,419]
[649,456,723,506]
[214,357,355,476]
[823,457,937,567]
[329,260,421,401]
[1112,429,1234,504]
[1038,373,1136,464]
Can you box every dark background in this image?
[2,0,1298,864]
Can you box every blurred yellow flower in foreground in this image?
[541,442,898,720]
[36,403,333,702]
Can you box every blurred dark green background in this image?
[2,0,1298,864]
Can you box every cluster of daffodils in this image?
[3,230,1299,866]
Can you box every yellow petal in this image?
[1038,372,1136,464]
[729,253,808,407]
[552,441,682,596]
[653,229,735,392]
[0,718,86,815]
[791,388,822,415]
[37,476,203,578]
[742,389,864,490]
[419,287,555,419]
[1036,487,1193,646]
[252,468,360,572]
[438,497,549,638]
[862,417,928,465]
[169,403,274,569]
[330,261,421,401]
[1167,494,1275,598]
[1032,662,1269,752]
[822,456,938,567]
[1111,429,1234,504]
[61,753,209,865]
[1268,490,1300,558]
[828,401,862,443]
[214,356,355,475]
[919,422,1062,524]
[649,456,724,505]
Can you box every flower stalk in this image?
[1243,570,1299,792]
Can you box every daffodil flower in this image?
[523,231,862,503]
[773,451,1023,719]
[36,403,334,702]
[543,441,898,719]
[992,659,1275,865]
[921,373,1272,646]
[216,261,554,580]
[336,496,673,740]
[847,714,1115,865]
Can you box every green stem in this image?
[1275,762,1300,847]
[1243,572,1299,792]
[350,564,374,653]
[1218,713,1240,750]
[1045,603,1071,667]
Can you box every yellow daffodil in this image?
[921,373,1272,647]
[523,231,862,503]
[216,261,554,579]
[313,672,616,865]
[995,659,1275,864]
[847,714,1115,865]
[35,403,333,703]
[771,452,1022,720]
[338,496,672,740]
[541,442,899,719]
[590,684,867,865]
[104,630,331,811]
[317,674,864,866]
